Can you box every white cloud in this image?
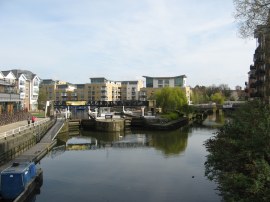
[0,0,256,89]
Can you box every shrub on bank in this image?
[160,112,180,120]
[204,100,270,201]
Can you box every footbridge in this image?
[0,118,66,171]
[193,101,246,111]
[54,100,149,109]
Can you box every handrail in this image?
[0,118,51,140]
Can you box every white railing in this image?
[0,118,51,140]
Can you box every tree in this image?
[205,100,270,201]
[191,85,210,104]
[154,87,187,113]
[37,87,47,110]
[218,84,231,98]
[211,92,225,104]
[233,0,270,38]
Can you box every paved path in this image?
[0,118,45,139]
[0,120,29,133]
[0,118,65,172]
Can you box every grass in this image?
[160,112,180,120]
[30,111,45,118]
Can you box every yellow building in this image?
[40,79,76,102]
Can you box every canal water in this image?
[33,116,222,202]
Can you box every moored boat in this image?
[0,161,43,201]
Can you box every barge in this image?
[0,161,43,202]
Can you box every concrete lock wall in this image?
[95,119,124,132]
[0,120,55,164]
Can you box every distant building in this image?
[140,75,190,104]
[40,79,76,102]
[143,75,187,88]
[40,75,190,104]
[120,80,144,101]
[87,77,121,101]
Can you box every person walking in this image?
[31,116,35,125]
[27,116,31,126]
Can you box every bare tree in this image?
[233,0,270,38]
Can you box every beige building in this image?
[40,76,190,105]
[40,79,76,102]
[85,78,121,101]
[120,80,144,101]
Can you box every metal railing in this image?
[0,118,50,140]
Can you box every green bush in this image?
[160,112,180,120]
[204,100,270,201]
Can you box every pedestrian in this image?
[31,116,35,124]
[27,116,31,126]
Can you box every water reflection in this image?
[54,127,189,158]
[141,128,189,157]
[35,123,221,202]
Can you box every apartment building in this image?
[40,79,76,102]
[143,75,187,88]
[87,77,121,101]
[246,18,270,103]
[140,75,191,104]
[40,75,189,105]
[1,69,40,111]
[0,71,20,114]
[120,80,144,101]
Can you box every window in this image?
[164,79,169,87]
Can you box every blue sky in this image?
[0,0,255,88]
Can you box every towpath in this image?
[0,118,65,172]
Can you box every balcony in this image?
[250,83,256,89]
[255,58,264,65]
[255,80,264,86]
[249,74,256,80]
[255,69,266,76]
[20,93,25,99]
[250,65,256,70]
[0,79,16,86]
[0,92,21,101]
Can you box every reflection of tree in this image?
[150,128,189,157]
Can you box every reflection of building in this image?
[1,69,40,111]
